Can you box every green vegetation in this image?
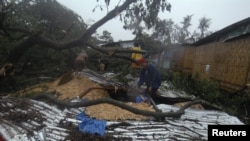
[162,70,249,123]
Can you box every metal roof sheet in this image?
[0,96,243,141]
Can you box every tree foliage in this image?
[98,30,114,43]
[122,0,171,29]
[1,0,171,63]
[0,0,172,92]
[198,16,212,38]
[1,0,86,41]
[148,15,213,44]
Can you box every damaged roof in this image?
[0,69,244,141]
[0,96,243,141]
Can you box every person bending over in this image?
[137,57,161,97]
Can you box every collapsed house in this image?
[0,69,244,141]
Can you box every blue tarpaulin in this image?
[77,112,106,136]
[136,94,148,103]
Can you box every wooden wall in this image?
[164,36,250,92]
[182,47,195,74]
[191,36,250,92]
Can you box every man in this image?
[74,50,88,72]
[98,59,105,73]
[130,42,143,69]
[137,57,161,97]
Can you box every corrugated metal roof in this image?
[0,70,245,140]
[0,96,243,141]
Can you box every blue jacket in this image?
[138,64,161,89]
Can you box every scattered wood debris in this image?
[16,69,155,121]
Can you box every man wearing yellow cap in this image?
[130,42,143,69]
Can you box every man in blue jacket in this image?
[137,57,161,97]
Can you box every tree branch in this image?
[81,0,136,39]
[31,93,204,119]
[3,0,138,64]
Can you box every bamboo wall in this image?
[182,47,196,74]
[192,36,250,92]
[170,47,185,72]
[161,36,250,92]
[164,46,194,73]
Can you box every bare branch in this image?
[31,93,204,119]
[81,0,136,39]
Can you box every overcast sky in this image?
[57,0,250,41]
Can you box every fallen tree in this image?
[31,93,205,119]
[0,0,171,75]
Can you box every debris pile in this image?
[17,70,155,121]
[0,69,245,140]
[0,96,243,140]
[85,102,154,121]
